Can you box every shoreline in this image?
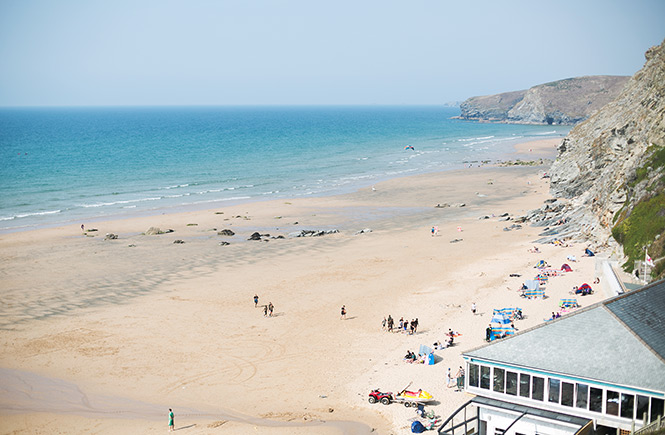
[0,137,561,236]
[0,137,614,435]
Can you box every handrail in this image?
[438,399,475,434]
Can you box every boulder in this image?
[104,233,118,240]
[145,227,163,235]
[173,239,185,244]
[217,229,235,236]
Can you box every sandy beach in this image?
[0,138,615,434]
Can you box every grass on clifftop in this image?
[612,193,665,276]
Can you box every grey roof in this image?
[605,280,665,361]
[472,396,591,428]
[465,279,665,392]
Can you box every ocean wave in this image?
[1,209,62,221]
[189,196,251,205]
[533,130,557,135]
[78,197,162,208]
[458,135,495,142]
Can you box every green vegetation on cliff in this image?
[612,145,665,277]
[612,193,665,275]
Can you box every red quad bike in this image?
[368,389,394,405]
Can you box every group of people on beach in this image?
[253,294,274,317]
[382,315,418,334]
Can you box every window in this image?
[548,378,561,404]
[506,372,518,396]
[576,384,589,409]
[620,394,634,419]
[652,398,665,423]
[519,374,530,398]
[589,387,603,413]
[636,396,649,422]
[469,364,479,388]
[493,368,505,393]
[480,366,491,390]
[532,377,544,401]
[606,390,620,416]
[561,382,574,407]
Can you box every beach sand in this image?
[0,138,616,434]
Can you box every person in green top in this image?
[168,408,174,431]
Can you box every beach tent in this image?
[411,421,426,433]
[561,264,573,272]
[585,248,595,257]
[535,260,548,269]
[559,298,579,308]
[575,283,593,295]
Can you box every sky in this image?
[0,0,664,106]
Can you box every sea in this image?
[0,106,569,233]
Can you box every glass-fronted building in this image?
[459,279,665,435]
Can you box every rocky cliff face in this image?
[459,76,629,125]
[529,39,665,256]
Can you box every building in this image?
[442,279,665,435]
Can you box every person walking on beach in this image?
[268,302,274,317]
[387,315,393,332]
[446,368,453,388]
[254,294,259,307]
[263,305,268,317]
[431,226,435,237]
[456,366,465,391]
[168,408,174,431]
[340,305,346,320]
[471,302,477,314]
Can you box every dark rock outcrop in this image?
[217,229,235,236]
[458,76,629,125]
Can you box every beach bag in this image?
[411,421,426,433]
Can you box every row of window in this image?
[468,363,664,423]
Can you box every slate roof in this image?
[465,279,665,392]
[605,281,665,361]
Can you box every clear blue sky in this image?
[1,0,663,106]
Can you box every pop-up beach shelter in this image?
[418,344,435,365]
[535,260,547,269]
[575,283,593,295]
[561,263,573,272]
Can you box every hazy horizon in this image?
[1,0,664,107]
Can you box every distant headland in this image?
[455,75,629,125]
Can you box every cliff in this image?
[458,75,629,125]
[528,39,665,275]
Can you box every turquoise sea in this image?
[0,106,569,233]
